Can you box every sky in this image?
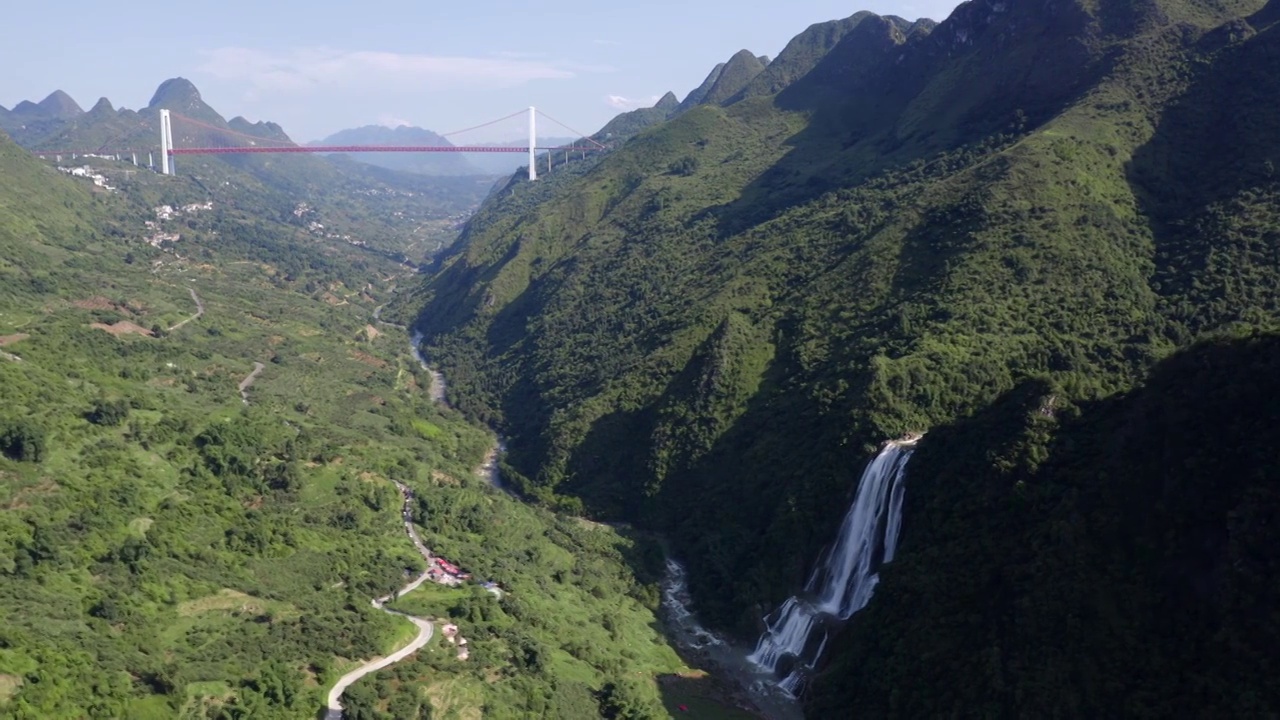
[3,0,963,143]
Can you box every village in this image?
[394,481,504,661]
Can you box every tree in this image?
[1,419,46,462]
[86,398,130,426]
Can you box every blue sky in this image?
[4,0,962,143]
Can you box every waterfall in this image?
[747,440,916,694]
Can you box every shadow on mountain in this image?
[702,0,1107,240]
[808,330,1280,716]
[656,672,764,719]
[1126,2,1280,334]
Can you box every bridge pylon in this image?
[159,109,175,175]
[528,106,536,181]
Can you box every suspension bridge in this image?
[36,106,606,181]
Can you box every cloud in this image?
[377,114,412,128]
[197,47,600,95]
[604,94,662,111]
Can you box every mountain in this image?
[405,0,1280,714]
[308,124,587,176]
[732,13,916,101]
[37,90,84,119]
[679,62,726,111]
[596,93,682,141]
[595,49,781,146]
[699,50,767,106]
[308,124,482,176]
[0,91,86,144]
[4,78,496,260]
[1,112,715,718]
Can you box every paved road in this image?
[324,599,434,719]
[323,481,441,719]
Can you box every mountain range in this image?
[5,0,1280,714]
[0,78,499,263]
[402,0,1280,715]
[307,125,580,176]
[1,86,579,179]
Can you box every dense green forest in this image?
[0,121,735,719]
[812,331,1280,716]
[403,0,1280,714]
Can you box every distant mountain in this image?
[309,125,481,176]
[37,90,84,119]
[308,124,583,176]
[0,90,86,141]
[4,77,495,261]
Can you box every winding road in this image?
[323,312,508,717]
[324,480,440,719]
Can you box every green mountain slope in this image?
[700,50,768,106]
[0,128,472,717]
[0,124,719,718]
[812,332,1280,716]
[407,0,1280,711]
[678,62,725,111]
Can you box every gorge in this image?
[4,0,1280,713]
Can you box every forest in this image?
[0,124,726,718]
[403,0,1280,714]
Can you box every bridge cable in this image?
[170,113,300,148]
[438,109,529,138]
[534,110,607,149]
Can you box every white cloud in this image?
[197,47,599,96]
[604,94,662,111]
[377,114,412,128]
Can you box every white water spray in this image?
[662,558,728,650]
[748,440,916,694]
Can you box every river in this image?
[661,559,804,720]
[406,317,799,717]
[409,331,447,404]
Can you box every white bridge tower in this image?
[159,109,175,175]
[528,106,537,181]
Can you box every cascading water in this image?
[661,558,728,651]
[748,440,916,695]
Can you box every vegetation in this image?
[812,332,1280,716]
[0,114,716,719]
[4,78,495,263]
[352,491,683,719]
[402,0,1280,714]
